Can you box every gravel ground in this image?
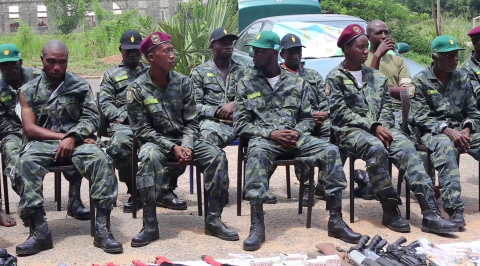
[1,146,480,266]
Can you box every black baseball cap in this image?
[120,30,142,50]
[281,33,305,50]
[209,27,238,44]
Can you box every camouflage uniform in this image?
[234,67,346,203]
[126,70,229,203]
[17,72,118,219]
[459,51,480,101]
[191,58,247,147]
[327,62,435,199]
[99,62,145,194]
[0,67,41,193]
[409,66,480,212]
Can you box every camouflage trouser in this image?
[107,124,134,194]
[420,132,480,212]
[17,140,118,218]
[245,133,346,203]
[199,119,236,148]
[1,134,23,194]
[339,129,434,198]
[136,140,229,204]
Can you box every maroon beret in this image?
[140,32,172,54]
[337,24,366,48]
[468,26,480,38]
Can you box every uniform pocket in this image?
[245,98,266,111]
[58,96,80,121]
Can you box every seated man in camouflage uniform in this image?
[460,26,480,104]
[16,40,122,255]
[127,32,238,248]
[0,44,89,226]
[100,30,186,212]
[279,33,331,206]
[235,31,361,251]
[327,25,458,235]
[410,35,480,228]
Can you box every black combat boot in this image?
[93,208,123,253]
[123,196,143,213]
[16,208,53,256]
[315,180,325,200]
[416,195,459,233]
[205,197,239,241]
[303,188,316,207]
[264,193,277,204]
[377,187,410,232]
[243,202,265,251]
[131,202,160,247]
[445,208,466,227]
[157,189,187,210]
[67,180,90,220]
[353,170,375,200]
[326,194,362,244]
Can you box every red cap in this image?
[337,24,366,48]
[140,31,172,54]
[468,26,480,38]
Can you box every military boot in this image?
[243,202,265,251]
[445,208,466,227]
[303,188,316,207]
[131,202,159,247]
[326,194,362,244]
[93,208,123,253]
[67,180,90,220]
[377,187,410,232]
[157,189,187,210]
[123,196,143,213]
[353,170,375,200]
[205,197,239,241]
[16,208,53,256]
[264,192,277,204]
[416,195,459,234]
[315,180,325,200]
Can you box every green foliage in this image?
[140,0,239,75]
[44,0,91,34]
[399,0,480,20]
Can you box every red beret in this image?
[337,24,366,48]
[468,26,480,38]
[140,32,172,54]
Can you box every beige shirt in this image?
[365,52,411,108]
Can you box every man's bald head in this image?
[41,40,69,81]
[366,20,389,36]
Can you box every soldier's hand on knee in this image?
[374,125,394,149]
[55,136,76,163]
[444,128,470,151]
[172,145,192,166]
[84,138,100,147]
[270,130,297,149]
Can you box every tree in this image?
[44,0,91,34]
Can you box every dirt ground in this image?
[1,146,480,266]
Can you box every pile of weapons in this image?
[348,235,436,266]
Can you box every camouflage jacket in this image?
[20,72,100,141]
[459,52,480,100]
[99,61,146,124]
[190,58,246,120]
[0,67,42,139]
[234,67,314,138]
[326,62,394,139]
[280,64,329,137]
[126,70,198,151]
[409,65,480,138]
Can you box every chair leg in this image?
[132,163,138,219]
[54,174,58,202]
[479,161,480,212]
[56,172,61,211]
[286,165,291,199]
[307,166,314,228]
[203,184,208,220]
[237,146,243,217]
[405,178,410,220]
[298,164,304,215]
[397,170,403,196]
[388,160,392,177]
[349,155,355,223]
[196,168,202,217]
[89,179,95,237]
[190,164,194,195]
[2,174,9,214]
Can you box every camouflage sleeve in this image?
[65,84,100,140]
[180,77,198,150]
[460,81,480,131]
[234,79,272,138]
[463,68,480,102]
[126,84,176,151]
[99,72,127,122]
[191,69,218,119]
[327,78,379,133]
[377,77,396,129]
[316,75,329,113]
[409,81,448,134]
[0,104,11,139]
[294,80,314,135]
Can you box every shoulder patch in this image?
[408,84,416,99]
[115,75,129,82]
[127,90,134,103]
[325,83,331,96]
